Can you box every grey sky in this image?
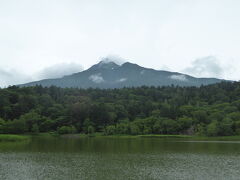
[0,0,240,87]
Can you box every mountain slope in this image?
[21,60,224,88]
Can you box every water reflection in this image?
[0,136,240,180]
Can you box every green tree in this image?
[116,122,129,134]
[207,121,219,136]
[192,110,208,123]
[104,125,116,135]
[178,116,194,132]
[87,125,95,135]
[39,118,55,132]
[83,118,94,133]
[195,124,206,136]
[57,126,77,134]
[153,119,163,134]
[161,118,179,134]
[4,119,27,134]
[234,121,240,135]
[31,124,39,134]
[19,111,42,132]
[218,118,233,136]
[130,123,140,135]
[0,118,6,133]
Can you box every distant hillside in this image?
[21,58,224,88]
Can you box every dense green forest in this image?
[0,82,240,136]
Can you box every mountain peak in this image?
[89,59,120,71]
[21,59,225,88]
[98,59,118,66]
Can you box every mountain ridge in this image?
[20,60,225,88]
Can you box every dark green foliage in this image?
[104,125,116,135]
[57,126,77,134]
[1,81,240,136]
[0,118,5,133]
[31,124,39,134]
[87,125,95,135]
[3,119,27,134]
[206,121,219,136]
[218,118,233,136]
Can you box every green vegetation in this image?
[0,134,30,142]
[1,82,240,136]
[57,125,77,134]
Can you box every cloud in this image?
[117,78,127,82]
[169,74,188,81]
[0,62,84,87]
[183,56,224,78]
[140,70,145,75]
[36,63,83,79]
[89,73,105,83]
[0,69,32,87]
[99,55,126,65]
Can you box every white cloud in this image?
[183,56,223,78]
[140,70,145,75]
[0,69,32,87]
[0,62,83,87]
[182,56,240,80]
[99,55,126,65]
[117,78,127,82]
[89,73,105,83]
[35,63,83,79]
[169,74,188,81]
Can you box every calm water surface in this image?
[0,136,240,180]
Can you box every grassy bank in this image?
[2,133,240,141]
[0,134,30,142]
[137,134,240,141]
[83,133,240,140]
[188,135,240,141]
[137,134,193,138]
[73,133,240,140]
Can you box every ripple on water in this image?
[0,152,240,180]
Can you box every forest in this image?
[0,81,240,136]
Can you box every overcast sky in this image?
[0,0,240,87]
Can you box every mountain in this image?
[20,59,225,88]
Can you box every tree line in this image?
[0,81,240,136]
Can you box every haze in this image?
[0,0,240,87]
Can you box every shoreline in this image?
[0,134,30,142]
[1,133,240,142]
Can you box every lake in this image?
[0,136,240,180]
